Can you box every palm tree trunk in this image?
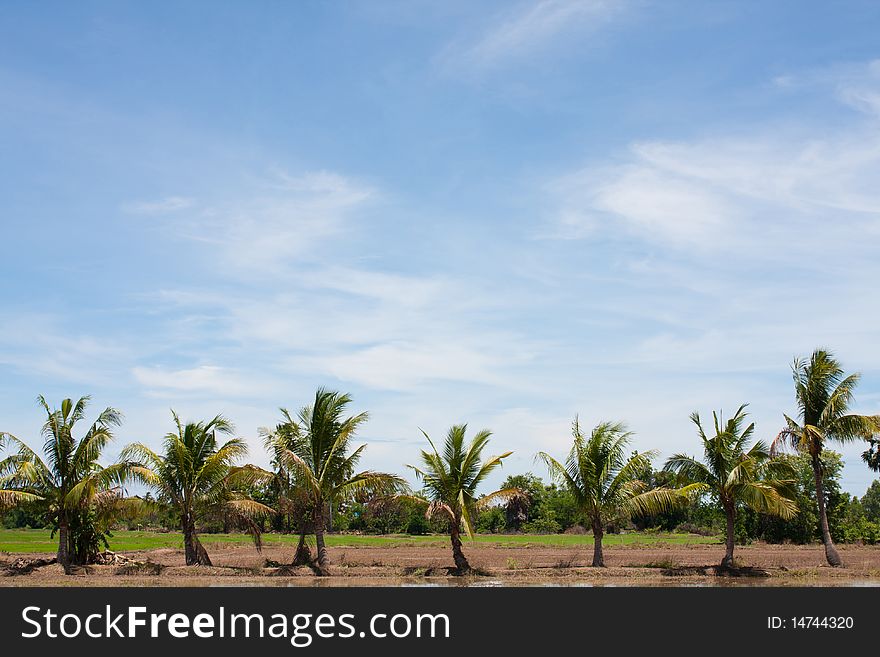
[292,530,311,566]
[182,513,212,566]
[721,504,736,569]
[811,453,842,567]
[591,518,605,567]
[314,504,331,575]
[450,520,471,573]
[57,515,71,574]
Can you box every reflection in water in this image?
[212,578,880,588]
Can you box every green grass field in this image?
[0,528,718,553]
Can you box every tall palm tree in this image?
[537,418,679,567]
[261,389,407,575]
[0,396,129,572]
[121,411,271,566]
[664,404,797,568]
[772,349,880,567]
[408,424,515,573]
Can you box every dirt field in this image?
[3,541,880,586]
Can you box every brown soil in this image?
[2,542,880,587]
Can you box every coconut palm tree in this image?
[121,411,272,566]
[408,424,515,573]
[772,349,880,567]
[537,418,680,567]
[664,404,797,568]
[863,440,880,473]
[0,395,129,572]
[261,389,407,575]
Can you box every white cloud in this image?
[544,128,880,252]
[437,0,628,73]
[547,163,729,244]
[834,59,880,117]
[121,196,195,214]
[178,170,376,277]
[542,59,880,250]
[776,59,880,118]
[148,263,540,393]
[296,340,517,391]
[132,365,269,398]
[0,315,131,386]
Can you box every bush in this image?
[475,507,506,534]
[522,517,561,534]
[405,514,430,536]
[839,518,880,544]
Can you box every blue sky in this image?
[2,0,879,495]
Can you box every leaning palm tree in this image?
[538,418,680,567]
[121,411,272,566]
[408,424,515,573]
[771,349,880,567]
[261,389,407,575]
[664,405,797,568]
[0,396,129,572]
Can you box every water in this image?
[213,578,880,588]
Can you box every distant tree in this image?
[772,349,880,566]
[499,473,544,531]
[409,425,516,572]
[0,396,131,571]
[540,484,581,531]
[664,405,797,568]
[475,505,506,534]
[538,418,680,567]
[862,480,880,523]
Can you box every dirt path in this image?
[3,542,879,586]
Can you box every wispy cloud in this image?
[132,365,271,398]
[148,264,540,393]
[543,124,880,253]
[774,59,880,118]
[119,170,376,282]
[176,170,376,277]
[437,0,630,74]
[121,196,195,215]
[545,161,729,244]
[0,314,131,386]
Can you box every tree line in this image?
[2,348,879,574]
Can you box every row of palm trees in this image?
[1,348,878,574]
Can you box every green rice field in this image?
[0,528,718,554]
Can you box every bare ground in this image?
[3,542,880,586]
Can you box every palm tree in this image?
[408,424,515,573]
[772,349,880,566]
[863,439,880,473]
[121,411,271,566]
[0,396,129,572]
[664,405,797,568]
[537,418,680,567]
[261,389,407,575]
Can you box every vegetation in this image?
[771,349,880,566]
[537,419,681,566]
[1,349,879,576]
[409,424,515,572]
[663,405,797,567]
[0,527,718,553]
[121,412,271,566]
[261,389,407,574]
[0,396,131,571]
